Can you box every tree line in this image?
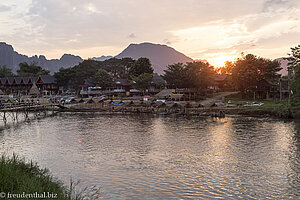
[0,44,299,105]
[53,57,154,91]
[0,62,50,78]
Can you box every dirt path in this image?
[200,92,238,107]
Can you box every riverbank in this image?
[0,155,99,200]
[58,100,296,119]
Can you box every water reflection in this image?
[0,114,299,199]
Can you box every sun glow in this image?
[209,55,236,67]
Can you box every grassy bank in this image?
[225,94,293,118]
[0,154,99,200]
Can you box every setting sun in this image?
[209,55,235,67]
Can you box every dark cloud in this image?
[163,39,172,45]
[0,4,11,12]
[128,33,136,38]
[262,0,291,11]
[200,42,257,54]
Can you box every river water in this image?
[0,113,300,199]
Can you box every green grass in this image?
[224,94,292,118]
[0,154,100,200]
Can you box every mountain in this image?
[115,42,193,74]
[92,55,113,61]
[0,42,83,74]
[276,57,289,76]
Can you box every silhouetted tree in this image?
[17,62,50,77]
[133,73,153,92]
[93,68,113,88]
[231,54,281,94]
[129,58,153,77]
[0,65,14,77]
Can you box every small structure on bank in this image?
[155,89,184,101]
[28,82,40,97]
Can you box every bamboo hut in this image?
[28,82,40,97]
[77,98,85,103]
[85,98,95,104]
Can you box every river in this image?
[0,113,300,199]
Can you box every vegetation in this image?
[163,61,215,91]
[133,73,153,92]
[0,65,14,78]
[0,154,100,200]
[17,62,50,77]
[129,57,153,77]
[54,57,154,91]
[229,54,281,96]
[286,45,300,117]
[94,68,114,88]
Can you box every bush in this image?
[0,154,100,200]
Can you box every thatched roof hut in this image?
[77,98,85,103]
[85,98,95,104]
[93,98,104,104]
[155,89,173,99]
[28,83,40,96]
[0,89,4,95]
[167,102,181,108]
[157,101,166,108]
[124,100,134,107]
[145,101,156,107]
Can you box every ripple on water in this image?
[0,114,299,199]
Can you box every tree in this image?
[163,63,188,88]
[93,68,113,88]
[287,45,300,109]
[185,61,215,89]
[0,65,14,77]
[218,61,234,75]
[129,58,153,77]
[231,54,282,94]
[133,73,153,92]
[163,61,215,90]
[286,44,300,70]
[54,67,76,88]
[17,62,50,77]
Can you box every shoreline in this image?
[57,105,296,119]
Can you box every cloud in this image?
[128,33,136,38]
[1,0,300,63]
[0,4,11,12]
[162,39,172,45]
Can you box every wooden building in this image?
[0,75,58,96]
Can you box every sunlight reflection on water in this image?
[0,114,299,199]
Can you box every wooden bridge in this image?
[0,104,64,123]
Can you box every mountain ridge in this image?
[115,42,194,74]
[0,42,83,74]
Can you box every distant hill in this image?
[0,42,83,74]
[115,42,193,74]
[92,55,113,61]
[276,57,289,76]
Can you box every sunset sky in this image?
[1,0,299,67]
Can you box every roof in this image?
[213,74,228,82]
[28,82,40,95]
[0,75,56,85]
[115,79,131,86]
[7,77,14,84]
[0,78,5,85]
[15,77,22,84]
[155,89,183,99]
[41,75,55,84]
[155,89,174,98]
